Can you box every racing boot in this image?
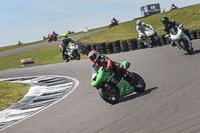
[125,72,135,86]
[170,41,176,47]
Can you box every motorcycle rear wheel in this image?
[75,51,81,60]
[132,72,146,93]
[99,86,119,104]
[63,54,69,62]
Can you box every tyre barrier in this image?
[160,35,168,45]
[190,30,197,40]
[79,44,87,55]
[78,28,199,56]
[90,43,96,50]
[21,58,34,67]
[127,39,137,51]
[196,29,200,39]
[137,39,146,49]
[120,40,129,52]
[95,43,101,53]
[99,42,107,54]
[112,40,121,53]
[85,44,91,55]
[105,42,113,54]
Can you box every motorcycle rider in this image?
[161,17,190,47]
[171,4,178,10]
[88,50,135,85]
[52,31,57,36]
[61,33,76,61]
[112,17,118,25]
[136,20,154,47]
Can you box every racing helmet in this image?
[136,20,142,25]
[162,17,169,24]
[63,33,68,39]
[88,50,100,63]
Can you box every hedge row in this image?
[78,29,200,55]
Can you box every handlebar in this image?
[165,34,170,38]
[179,24,183,28]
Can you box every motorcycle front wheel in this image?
[99,86,119,104]
[180,40,193,55]
[132,72,146,93]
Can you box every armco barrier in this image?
[21,59,29,67]
[21,58,34,67]
[28,58,34,65]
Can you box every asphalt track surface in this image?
[0,29,106,58]
[0,39,200,133]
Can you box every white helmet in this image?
[136,20,142,25]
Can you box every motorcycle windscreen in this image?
[170,27,178,35]
[92,66,100,75]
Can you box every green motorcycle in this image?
[91,61,146,104]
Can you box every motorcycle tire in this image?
[99,86,119,104]
[180,40,193,55]
[63,54,69,62]
[155,36,162,46]
[75,51,81,60]
[132,72,146,93]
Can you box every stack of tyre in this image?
[127,39,138,51]
[196,29,200,39]
[78,44,86,55]
[190,30,197,40]
[85,44,91,55]
[160,35,167,45]
[99,43,107,54]
[112,40,121,53]
[105,42,113,54]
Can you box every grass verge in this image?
[0,81,29,111]
[0,26,107,52]
[78,4,200,43]
[0,43,89,70]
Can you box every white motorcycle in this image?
[138,27,161,48]
[167,24,193,54]
[60,43,81,62]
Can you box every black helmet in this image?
[162,17,169,24]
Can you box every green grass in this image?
[78,4,200,43]
[0,26,107,52]
[0,42,89,70]
[0,81,29,111]
[0,4,199,71]
[0,4,199,109]
[0,40,47,52]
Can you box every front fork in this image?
[182,33,192,50]
[174,33,192,51]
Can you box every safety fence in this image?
[78,29,200,55]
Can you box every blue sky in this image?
[0,0,199,47]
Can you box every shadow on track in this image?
[184,49,200,55]
[192,49,200,55]
[119,87,158,104]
